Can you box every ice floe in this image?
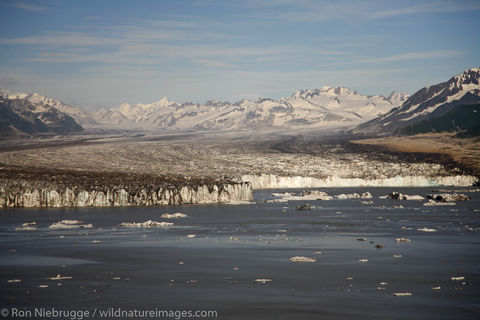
[118,220,173,228]
[423,200,456,206]
[15,226,37,231]
[48,274,72,280]
[380,192,424,200]
[427,193,470,202]
[289,256,316,263]
[393,292,412,296]
[161,213,188,219]
[417,227,436,232]
[254,279,272,283]
[49,220,93,229]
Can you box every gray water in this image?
[1,187,479,319]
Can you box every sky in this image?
[0,0,479,110]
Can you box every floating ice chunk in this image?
[254,279,272,283]
[395,237,411,242]
[8,279,21,283]
[427,193,470,202]
[22,222,37,226]
[265,199,288,203]
[15,226,37,231]
[118,220,173,228]
[451,276,465,281]
[358,258,368,263]
[432,286,441,290]
[272,192,294,197]
[186,234,196,238]
[423,200,456,206]
[49,220,93,229]
[57,220,82,225]
[289,256,316,263]
[405,195,424,200]
[417,227,436,232]
[38,285,49,288]
[393,254,403,258]
[382,192,424,200]
[335,193,360,199]
[393,292,412,296]
[361,192,373,199]
[361,200,373,205]
[161,213,188,219]
[274,190,333,201]
[48,274,72,280]
[314,251,322,255]
[92,240,101,243]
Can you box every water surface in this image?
[1,187,479,319]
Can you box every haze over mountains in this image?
[1,68,479,137]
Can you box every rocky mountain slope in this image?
[353,68,480,134]
[0,93,84,137]
[399,104,480,137]
[93,87,409,131]
[0,89,97,127]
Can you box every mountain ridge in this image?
[353,67,480,134]
[92,85,409,131]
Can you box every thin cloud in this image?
[192,59,236,69]
[356,50,461,64]
[7,1,47,11]
[239,0,480,23]
[370,1,480,20]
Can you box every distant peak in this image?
[156,96,170,103]
[466,67,480,73]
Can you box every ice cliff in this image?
[240,174,478,189]
[0,182,253,208]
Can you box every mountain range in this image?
[1,68,479,137]
[353,67,480,134]
[92,87,408,131]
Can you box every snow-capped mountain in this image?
[353,68,480,134]
[0,89,96,127]
[93,86,409,131]
[0,90,83,136]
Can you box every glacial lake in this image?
[1,187,479,320]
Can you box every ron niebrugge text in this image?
[1,307,218,319]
